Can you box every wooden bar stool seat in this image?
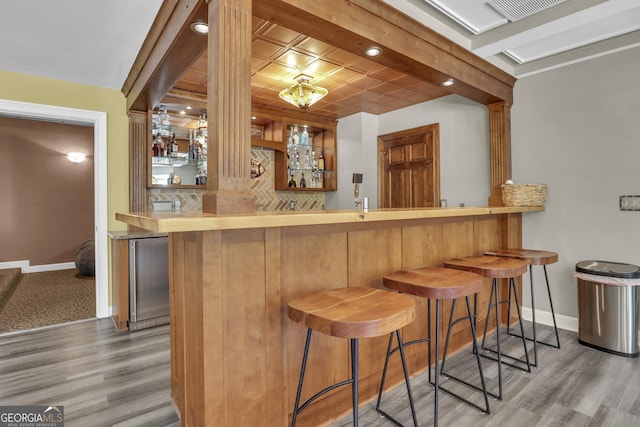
[443,255,530,400]
[381,267,490,426]
[484,249,561,367]
[288,287,417,427]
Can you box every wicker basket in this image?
[501,183,547,207]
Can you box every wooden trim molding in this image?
[488,101,512,206]
[129,111,148,213]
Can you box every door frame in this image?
[0,99,109,318]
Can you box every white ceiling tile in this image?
[506,7,640,63]
[423,0,507,34]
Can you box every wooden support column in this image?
[202,0,256,214]
[128,111,148,213]
[488,101,512,207]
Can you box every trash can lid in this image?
[575,260,640,278]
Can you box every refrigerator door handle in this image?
[129,240,137,324]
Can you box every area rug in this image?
[0,269,95,333]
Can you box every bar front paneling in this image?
[118,207,532,426]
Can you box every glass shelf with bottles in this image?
[150,113,208,187]
[282,123,334,190]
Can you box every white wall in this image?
[513,46,640,320]
[327,95,490,210]
[326,112,379,210]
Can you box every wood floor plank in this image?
[2,318,640,426]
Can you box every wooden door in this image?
[378,124,440,208]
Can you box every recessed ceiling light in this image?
[191,21,208,35]
[186,105,192,110]
[364,46,382,57]
[251,116,257,120]
[441,78,455,87]
[180,110,186,115]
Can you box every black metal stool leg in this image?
[507,265,561,357]
[292,329,313,427]
[481,278,532,377]
[376,330,419,427]
[440,299,457,374]
[544,265,561,349]
[434,299,441,427]
[466,296,490,413]
[492,279,503,399]
[376,333,395,412]
[507,266,539,366]
[509,278,531,372]
[437,296,492,414]
[351,338,359,427]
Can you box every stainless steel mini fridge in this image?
[129,236,170,331]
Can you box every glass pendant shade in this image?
[279,74,328,111]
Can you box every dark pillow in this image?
[75,240,95,276]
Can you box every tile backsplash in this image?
[148,148,325,212]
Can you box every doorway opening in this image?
[0,99,109,320]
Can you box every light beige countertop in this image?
[107,230,168,240]
[116,206,543,233]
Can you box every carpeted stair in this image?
[0,268,22,311]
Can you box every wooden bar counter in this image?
[117,206,542,426]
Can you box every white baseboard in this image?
[521,307,578,333]
[0,260,76,273]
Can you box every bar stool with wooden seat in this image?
[380,267,490,427]
[287,287,417,427]
[443,255,530,400]
[484,249,560,367]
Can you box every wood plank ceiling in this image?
[161,17,452,124]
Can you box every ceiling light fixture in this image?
[441,78,455,87]
[67,152,86,163]
[364,46,382,57]
[278,74,328,111]
[190,21,208,35]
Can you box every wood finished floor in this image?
[1,319,639,426]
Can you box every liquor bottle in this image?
[153,134,161,157]
[300,173,306,188]
[318,150,325,170]
[304,150,311,170]
[311,151,317,171]
[288,174,297,188]
[301,127,309,145]
[160,138,167,157]
[292,127,300,145]
[171,133,178,156]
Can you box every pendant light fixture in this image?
[278,74,328,111]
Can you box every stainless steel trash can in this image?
[576,260,640,357]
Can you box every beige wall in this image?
[0,69,130,305]
[0,117,94,264]
[0,69,129,232]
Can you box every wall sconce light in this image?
[279,74,328,111]
[67,152,86,163]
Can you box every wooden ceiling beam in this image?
[253,0,515,106]
[123,0,208,112]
